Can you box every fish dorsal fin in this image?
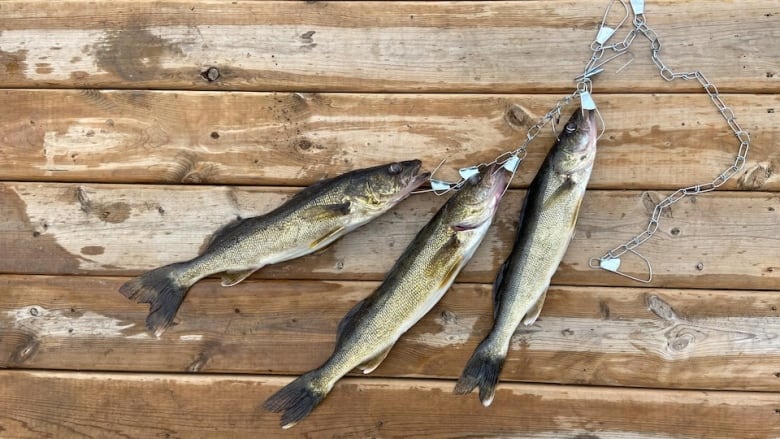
[358,345,393,375]
[309,226,346,249]
[492,259,509,319]
[336,298,367,342]
[522,289,548,326]
[206,217,247,251]
[300,202,351,221]
[220,268,260,287]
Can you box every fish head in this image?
[448,163,510,231]
[554,107,598,173]
[346,160,430,211]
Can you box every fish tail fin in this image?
[454,338,506,407]
[263,371,328,429]
[119,262,192,336]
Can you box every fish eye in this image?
[565,122,577,133]
[388,163,403,175]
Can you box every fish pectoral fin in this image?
[358,345,393,375]
[438,255,464,290]
[429,234,465,290]
[522,289,549,326]
[492,260,509,319]
[542,178,575,209]
[301,202,352,221]
[220,267,261,287]
[309,225,346,249]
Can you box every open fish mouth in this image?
[391,169,431,203]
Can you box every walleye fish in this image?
[263,164,510,428]
[454,108,598,406]
[120,161,429,336]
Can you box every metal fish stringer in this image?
[583,0,751,283]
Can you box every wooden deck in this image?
[1,1,779,437]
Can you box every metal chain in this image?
[424,89,581,195]
[591,3,751,279]
[425,1,751,285]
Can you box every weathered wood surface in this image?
[2,275,779,391]
[1,90,777,190]
[2,0,778,435]
[1,371,778,439]
[0,1,777,93]
[1,182,778,289]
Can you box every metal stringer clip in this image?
[589,248,653,283]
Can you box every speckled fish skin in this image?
[455,108,598,407]
[263,164,510,429]
[119,160,429,336]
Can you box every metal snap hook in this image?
[590,248,653,284]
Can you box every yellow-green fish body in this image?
[120,161,429,335]
[455,108,598,406]
[264,164,510,428]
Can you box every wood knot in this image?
[11,335,40,365]
[187,352,210,372]
[738,162,775,190]
[641,191,673,218]
[440,310,457,324]
[668,332,695,352]
[201,66,220,82]
[504,104,532,131]
[665,327,699,354]
[646,294,679,321]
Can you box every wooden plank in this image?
[2,275,780,391]
[0,1,776,93]
[1,90,777,191]
[1,371,777,438]
[1,182,778,289]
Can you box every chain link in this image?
[423,89,582,195]
[596,10,751,264]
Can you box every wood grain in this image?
[1,0,777,436]
[1,371,778,438]
[0,1,776,93]
[1,90,777,190]
[1,182,778,289]
[2,275,780,391]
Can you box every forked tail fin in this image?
[453,339,506,407]
[263,371,328,429]
[119,262,191,336]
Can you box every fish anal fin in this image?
[220,267,261,287]
[301,202,351,221]
[309,226,346,249]
[358,345,393,374]
[522,289,549,326]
